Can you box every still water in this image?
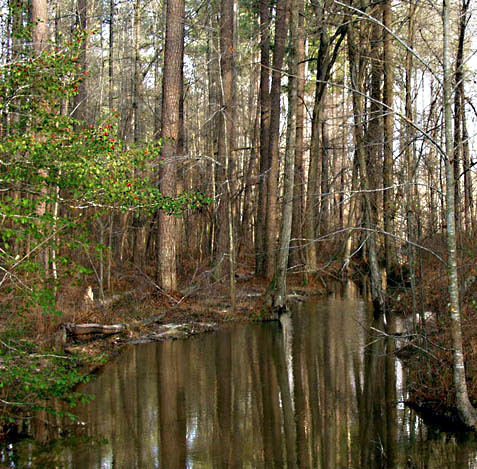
[3,282,477,468]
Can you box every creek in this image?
[2,281,477,468]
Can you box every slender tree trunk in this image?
[405,0,418,313]
[382,0,394,275]
[73,0,88,125]
[31,0,50,281]
[303,4,346,277]
[265,0,288,279]
[454,0,470,231]
[289,0,305,270]
[219,0,237,306]
[347,21,384,313]
[157,0,185,291]
[462,111,473,231]
[272,0,297,309]
[206,19,218,262]
[32,0,48,53]
[108,0,114,111]
[238,97,260,258]
[319,116,329,235]
[132,0,142,143]
[303,100,319,275]
[443,0,477,429]
[255,0,271,276]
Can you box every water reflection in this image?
[4,284,477,468]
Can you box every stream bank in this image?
[0,273,326,441]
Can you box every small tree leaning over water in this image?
[442,0,477,429]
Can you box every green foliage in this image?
[0,339,93,425]
[0,23,211,424]
[0,27,211,314]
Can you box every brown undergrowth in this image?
[391,232,477,422]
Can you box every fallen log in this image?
[62,323,127,337]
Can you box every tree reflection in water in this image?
[3,281,477,468]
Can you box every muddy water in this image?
[3,282,477,468]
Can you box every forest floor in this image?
[54,272,328,366]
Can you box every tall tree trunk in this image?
[303,3,346,277]
[382,0,394,276]
[31,0,50,281]
[216,0,236,305]
[319,117,329,235]
[272,0,297,309]
[32,0,48,53]
[347,20,384,313]
[255,0,271,276]
[157,0,185,291]
[265,0,288,279]
[108,0,114,111]
[462,110,473,231]
[454,0,470,231]
[442,0,477,429]
[405,0,418,313]
[73,0,87,125]
[132,0,142,143]
[362,1,385,312]
[289,0,305,270]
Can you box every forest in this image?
[2,0,477,437]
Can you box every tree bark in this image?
[382,0,394,275]
[303,4,346,277]
[265,0,288,279]
[219,0,237,306]
[255,0,271,276]
[73,0,88,125]
[347,19,384,313]
[157,0,185,291]
[108,0,114,112]
[31,0,50,279]
[454,0,470,231]
[31,0,48,52]
[405,0,418,314]
[289,0,305,271]
[272,0,298,308]
[443,0,477,429]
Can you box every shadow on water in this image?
[3,280,477,468]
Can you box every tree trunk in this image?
[31,0,50,280]
[382,0,394,275]
[289,0,305,271]
[108,0,114,111]
[454,0,470,231]
[255,0,271,276]
[303,4,346,277]
[405,0,418,314]
[32,0,48,53]
[442,0,477,429]
[347,20,384,313]
[132,0,143,143]
[265,0,288,279]
[218,0,237,306]
[73,0,88,125]
[272,0,297,309]
[157,0,185,291]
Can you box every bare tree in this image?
[442,0,477,429]
[265,0,289,279]
[271,0,298,309]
